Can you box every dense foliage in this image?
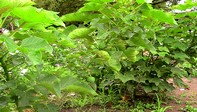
[0,0,196,111]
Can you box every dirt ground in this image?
[164,78,197,112]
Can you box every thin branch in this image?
[0,52,9,81]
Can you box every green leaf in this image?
[143,85,152,93]
[115,72,135,83]
[171,67,187,76]
[34,32,58,44]
[173,52,189,60]
[18,91,34,107]
[172,42,188,51]
[173,2,197,10]
[87,0,114,3]
[19,37,47,64]
[27,51,42,65]
[0,107,10,112]
[136,0,153,4]
[4,36,18,52]
[130,33,156,53]
[61,75,97,96]
[87,76,95,83]
[158,52,168,57]
[108,51,122,72]
[124,47,139,62]
[68,28,94,39]
[58,38,76,48]
[143,9,177,25]
[61,12,101,22]
[36,103,59,112]
[136,0,145,4]
[158,46,169,52]
[21,37,53,54]
[41,81,61,98]
[96,50,111,61]
[179,62,192,68]
[0,96,10,107]
[38,75,61,97]
[12,6,64,26]
[173,76,186,87]
[78,2,105,12]
[0,0,35,9]
[63,25,77,36]
[108,58,121,71]
[159,81,175,91]
[0,6,9,15]
[147,78,161,86]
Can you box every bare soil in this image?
[164,78,197,112]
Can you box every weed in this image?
[151,94,172,112]
[180,105,197,112]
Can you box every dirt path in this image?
[165,78,197,112]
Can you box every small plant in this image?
[180,105,197,112]
[151,94,172,112]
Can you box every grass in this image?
[59,92,176,112]
[151,94,172,112]
[180,105,197,112]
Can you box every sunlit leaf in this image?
[0,6,9,15]
[78,2,105,12]
[34,32,58,44]
[96,50,111,61]
[158,52,168,57]
[12,6,64,26]
[108,58,121,71]
[58,38,76,48]
[173,2,197,10]
[0,0,35,9]
[143,9,177,25]
[68,28,94,39]
[158,46,169,52]
[136,0,153,4]
[87,0,114,2]
[124,47,139,62]
[61,12,101,22]
[108,51,123,71]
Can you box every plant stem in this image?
[0,52,9,81]
[0,12,10,28]
[9,22,26,37]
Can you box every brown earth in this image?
[164,78,197,112]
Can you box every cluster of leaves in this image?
[0,0,196,111]
[61,0,196,98]
[0,0,96,111]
